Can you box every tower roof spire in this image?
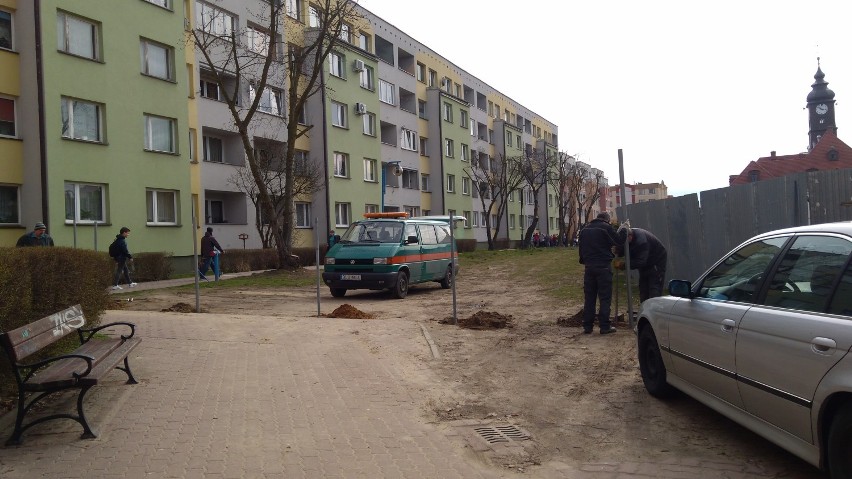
[807,58,835,103]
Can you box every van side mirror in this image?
[406,235,419,244]
[668,279,693,298]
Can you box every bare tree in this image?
[546,151,578,245]
[581,169,605,224]
[518,148,551,247]
[464,152,524,250]
[190,0,360,268]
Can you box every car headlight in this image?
[325,257,335,264]
[373,258,388,264]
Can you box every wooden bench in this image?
[0,304,141,445]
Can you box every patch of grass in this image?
[169,269,316,292]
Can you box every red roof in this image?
[729,129,852,185]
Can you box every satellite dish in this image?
[392,164,403,176]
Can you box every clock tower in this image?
[807,59,837,151]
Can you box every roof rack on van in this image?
[411,215,467,223]
[363,212,409,219]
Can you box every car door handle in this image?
[812,337,837,353]
[721,319,736,332]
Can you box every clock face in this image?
[816,103,829,115]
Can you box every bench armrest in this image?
[78,321,136,342]
[17,354,95,383]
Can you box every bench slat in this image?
[1,305,86,362]
[22,338,141,391]
[79,338,142,387]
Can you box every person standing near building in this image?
[616,227,668,302]
[16,222,54,247]
[110,227,136,290]
[199,227,224,280]
[328,229,340,248]
[578,212,619,335]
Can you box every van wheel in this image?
[828,403,852,478]
[638,326,675,398]
[330,288,346,298]
[440,265,453,289]
[392,272,409,299]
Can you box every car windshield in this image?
[340,221,403,244]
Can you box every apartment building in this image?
[3,0,559,253]
[633,181,668,203]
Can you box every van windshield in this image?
[340,221,404,244]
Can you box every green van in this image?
[322,213,461,299]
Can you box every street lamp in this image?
[381,160,402,212]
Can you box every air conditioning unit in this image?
[353,59,365,72]
[354,102,367,115]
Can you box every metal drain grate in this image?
[474,425,530,444]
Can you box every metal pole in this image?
[617,149,635,330]
[191,202,200,313]
[315,217,321,317]
[450,216,458,325]
[93,218,97,251]
[72,215,77,248]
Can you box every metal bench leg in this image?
[117,356,138,384]
[77,385,97,439]
[6,389,27,446]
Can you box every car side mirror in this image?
[406,235,419,244]
[669,279,693,298]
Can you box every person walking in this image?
[110,227,136,290]
[16,222,54,247]
[328,229,340,248]
[616,227,668,302]
[578,212,619,335]
[199,227,224,280]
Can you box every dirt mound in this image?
[441,311,514,329]
[556,309,584,327]
[326,304,375,319]
[162,302,196,313]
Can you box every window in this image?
[0,185,19,224]
[0,97,15,136]
[471,211,478,227]
[335,202,350,226]
[416,62,425,83]
[249,84,282,116]
[308,4,320,28]
[203,135,223,162]
[507,134,512,146]
[206,199,224,223]
[362,112,375,136]
[295,202,311,228]
[199,78,220,100]
[146,189,177,225]
[64,182,105,223]
[402,169,418,189]
[57,11,99,60]
[195,1,234,37]
[379,80,395,105]
[358,32,370,51]
[339,23,350,42]
[516,134,521,148]
[363,158,377,182]
[61,97,102,142]
[519,215,525,229]
[462,177,470,195]
[442,102,452,122]
[140,39,174,81]
[188,128,197,161]
[461,143,469,161]
[329,51,344,77]
[405,206,419,218]
[0,10,12,50]
[246,26,270,56]
[463,211,471,228]
[400,129,417,151]
[444,138,454,158]
[460,110,468,128]
[509,214,515,229]
[359,65,374,90]
[144,114,176,153]
[695,237,788,302]
[331,101,347,127]
[419,136,427,156]
[285,0,301,20]
[144,0,170,7]
[526,189,534,204]
[428,69,436,87]
[488,129,494,144]
[421,173,429,192]
[333,152,348,177]
[446,174,455,193]
[364,204,379,214]
[418,100,427,119]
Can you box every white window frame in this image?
[509,214,515,229]
[359,65,374,90]
[331,101,347,128]
[329,51,344,78]
[144,0,171,7]
[56,11,99,60]
[308,5,321,28]
[463,211,471,228]
[195,1,234,37]
[202,134,224,163]
[420,173,429,192]
[364,204,379,214]
[335,202,350,227]
[246,26,270,56]
[379,80,395,105]
[285,0,301,20]
[446,174,455,193]
[462,177,470,195]
[64,182,106,224]
[140,38,174,81]
[61,97,103,142]
[362,112,375,136]
[444,138,454,158]
[295,202,311,228]
[0,184,19,225]
[340,23,350,42]
[400,129,417,151]
[144,114,176,153]
[471,211,478,227]
[402,169,418,189]
[442,102,452,122]
[147,188,178,225]
[0,96,15,137]
[249,83,282,116]
[460,109,468,128]
[363,158,377,182]
[461,143,469,162]
[333,152,349,177]
[199,77,220,100]
[0,9,13,51]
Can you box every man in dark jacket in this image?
[16,222,54,247]
[199,227,224,280]
[111,227,136,290]
[578,212,620,334]
[618,227,667,302]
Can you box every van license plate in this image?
[341,274,361,281]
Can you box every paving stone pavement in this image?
[0,306,821,478]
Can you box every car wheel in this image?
[330,288,346,298]
[392,272,409,299]
[638,325,675,398]
[440,265,453,289]
[828,403,852,478]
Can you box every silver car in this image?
[636,222,852,478]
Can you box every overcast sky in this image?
[359,0,852,197]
